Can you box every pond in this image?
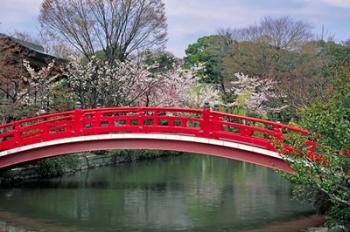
[0,154,319,231]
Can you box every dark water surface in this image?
[0,154,317,232]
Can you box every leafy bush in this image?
[281,67,350,228]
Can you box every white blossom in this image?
[227,73,285,114]
[66,56,220,108]
[21,59,61,112]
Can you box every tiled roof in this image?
[0,33,57,59]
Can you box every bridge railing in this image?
[0,107,314,155]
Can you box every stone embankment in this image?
[0,150,180,186]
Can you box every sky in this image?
[0,0,350,57]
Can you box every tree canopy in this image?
[281,67,350,227]
[227,16,313,50]
[40,0,167,62]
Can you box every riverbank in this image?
[0,211,325,232]
[244,215,325,232]
[0,150,181,187]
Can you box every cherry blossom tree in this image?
[22,60,58,108]
[22,60,75,114]
[135,65,220,107]
[0,59,73,122]
[65,56,220,109]
[66,56,154,108]
[226,73,286,114]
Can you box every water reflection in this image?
[0,154,315,231]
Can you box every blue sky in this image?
[0,0,349,57]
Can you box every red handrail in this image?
[0,107,314,155]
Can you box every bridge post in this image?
[138,108,144,131]
[14,121,21,146]
[273,125,283,142]
[272,125,284,151]
[72,109,83,136]
[201,102,211,137]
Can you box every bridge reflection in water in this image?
[0,155,321,232]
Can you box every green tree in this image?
[222,40,344,115]
[184,35,232,93]
[223,41,282,78]
[143,51,177,74]
[282,66,350,228]
[301,66,350,151]
[318,41,350,76]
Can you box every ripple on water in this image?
[0,155,317,232]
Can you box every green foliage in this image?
[301,67,350,151]
[47,79,77,111]
[281,66,350,228]
[223,41,281,77]
[222,39,348,113]
[184,35,231,85]
[184,36,213,68]
[283,142,350,227]
[35,155,79,177]
[143,51,177,74]
[319,41,350,73]
[230,90,251,116]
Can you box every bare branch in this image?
[40,0,167,61]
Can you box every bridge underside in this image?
[0,135,293,173]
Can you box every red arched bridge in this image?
[0,107,318,173]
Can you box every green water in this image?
[0,154,315,231]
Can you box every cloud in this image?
[0,0,349,58]
[164,0,350,57]
[321,0,350,8]
[164,0,270,56]
[0,0,42,34]
[164,0,284,56]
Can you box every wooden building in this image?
[0,33,66,118]
[0,33,65,74]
